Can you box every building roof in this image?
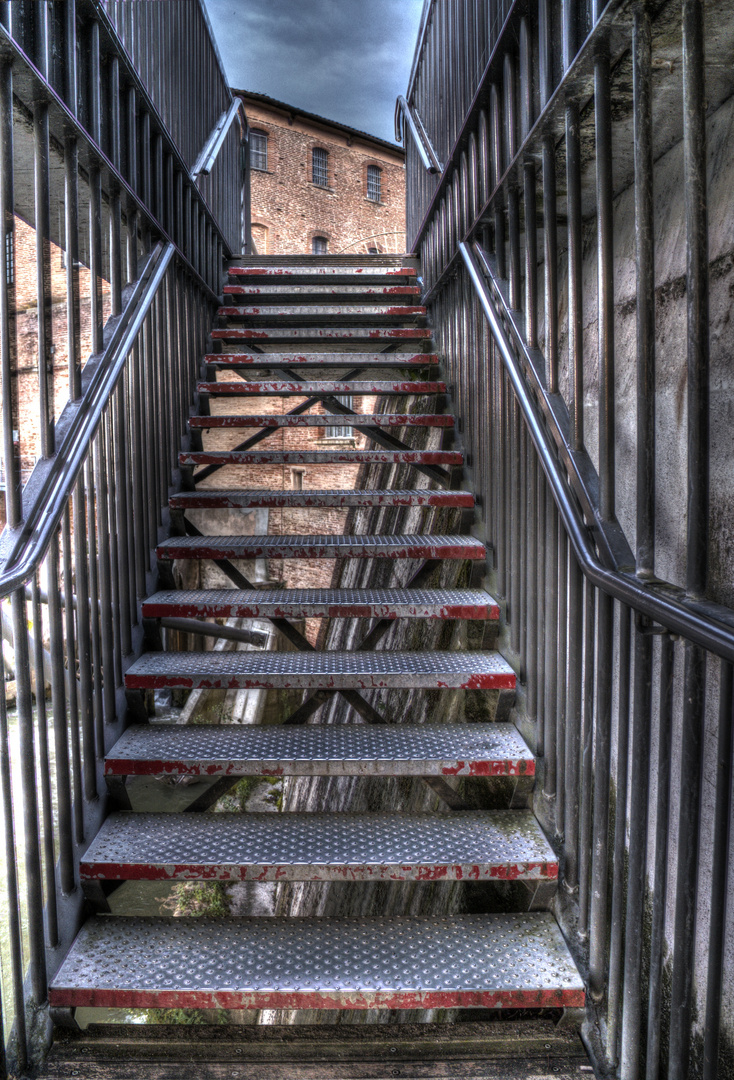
[233,88,405,158]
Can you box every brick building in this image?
[235,90,406,257]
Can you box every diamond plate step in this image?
[105,722,533,778]
[156,534,485,561]
[196,380,445,395]
[217,304,427,322]
[80,811,557,883]
[123,650,515,691]
[143,587,499,620]
[179,449,461,467]
[211,327,432,343]
[169,489,474,510]
[223,284,422,299]
[204,351,438,369]
[188,413,454,429]
[49,913,584,1011]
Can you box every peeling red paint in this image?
[196,381,446,394]
[178,450,463,466]
[49,987,585,1011]
[202,352,438,365]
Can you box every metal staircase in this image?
[48,256,583,1021]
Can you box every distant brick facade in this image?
[236,90,406,256]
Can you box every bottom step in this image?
[50,914,584,1011]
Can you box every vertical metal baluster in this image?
[564,551,583,890]
[103,412,123,686]
[0,675,27,1072]
[73,471,96,776]
[34,62,54,457]
[89,21,103,355]
[645,634,674,1080]
[64,0,81,403]
[509,399,521,655]
[504,53,521,308]
[29,575,57,946]
[0,60,21,528]
[701,660,732,1080]
[523,161,537,353]
[518,421,527,678]
[61,508,85,820]
[535,474,546,753]
[555,529,567,833]
[595,39,615,523]
[589,584,614,999]
[526,442,538,723]
[669,3,709,1075]
[11,586,47,1002]
[490,84,505,279]
[543,490,558,799]
[607,604,632,1060]
[144,314,159,543]
[577,575,596,933]
[45,533,75,884]
[93,431,116,724]
[85,460,104,754]
[620,8,656,1072]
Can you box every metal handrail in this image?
[0,242,174,599]
[461,240,734,664]
[191,98,244,180]
[394,95,442,173]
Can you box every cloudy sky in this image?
[202,0,424,144]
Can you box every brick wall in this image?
[238,92,406,256]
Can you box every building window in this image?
[312,147,329,187]
[368,246,378,254]
[367,165,382,202]
[332,394,353,439]
[250,130,268,171]
[291,468,304,490]
[5,230,14,286]
[312,235,328,255]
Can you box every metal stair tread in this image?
[48,913,584,1010]
[211,327,432,340]
[204,351,439,367]
[80,810,557,882]
[156,533,485,560]
[142,587,499,620]
[105,722,534,778]
[222,284,422,298]
[181,450,459,465]
[169,488,474,508]
[124,650,516,690]
[228,265,417,278]
[195,380,445,394]
[188,413,454,428]
[179,449,461,466]
[217,304,427,316]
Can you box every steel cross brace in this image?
[171,520,469,812]
[192,348,451,487]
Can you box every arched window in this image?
[250,130,268,171]
[312,147,329,187]
[312,235,328,255]
[366,164,382,202]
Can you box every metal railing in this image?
[401,1,734,1077]
[0,2,244,1072]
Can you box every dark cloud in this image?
[202,0,424,143]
